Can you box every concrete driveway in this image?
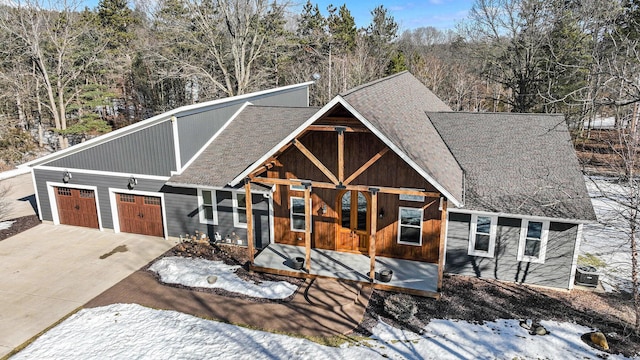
[0,224,177,358]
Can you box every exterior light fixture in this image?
[128,176,137,189]
[62,171,72,183]
[379,208,385,219]
[321,204,327,215]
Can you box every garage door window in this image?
[144,196,161,205]
[120,194,135,203]
[80,189,94,198]
[57,187,72,196]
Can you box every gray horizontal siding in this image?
[34,168,168,230]
[46,122,175,176]
[177,86,309,166]
[445,213,577,289]
[35,168,270,246]
[146,187,270,248]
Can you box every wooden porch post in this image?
[437,198,448,291]
[369,188,379,281]
[337,127,345,183]
[244,178,254,266]
[303,181,312,272]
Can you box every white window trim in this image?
[468,214,498,258]
[397,206,423,246]
[197,189,218,225]
[232,192,248,228]
[517,219,550,264]
[290,196,312,232]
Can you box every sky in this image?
[304,1,473,31]
[78,0,474,31]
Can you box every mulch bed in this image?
[355,274,640,358]
[0,215,40,241]
[142,241,306,303]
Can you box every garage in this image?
[116,193,164,237]
[55,187,99,229]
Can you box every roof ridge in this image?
[339,71,409,96]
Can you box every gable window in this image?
[468,214,497,257]
[197,189,218,225]
[290,196,312,232]
[397,207,423,246]
[517,219,550,264]
[232,192,247,228]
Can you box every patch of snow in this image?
[0,220,15,230]
[148,256,298,299]
[13,304,632,360]
[583,116,618,129]
[0,167,30,181]
[368,318,627,360]
[581,177,634,293]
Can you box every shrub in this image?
[384,293,417,322]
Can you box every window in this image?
[232,192,247,228]
[399,188,425,202]
[119,193,135,203]
[468,214,497,257]
[397,207,423,246]
[290,196,312,232]
[79,189,94,198]
[197,189,217,225]
[57,187,72,196]
[144,196,160,205]
[517,219,550,263]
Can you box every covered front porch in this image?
[252,243,440,297]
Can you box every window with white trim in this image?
[197,189,217,225]
[468,214,497,257]
[232,192,248,228]
[397,207,423,246]
[517,219,550,263]
[290,196,312,232]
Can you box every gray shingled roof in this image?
[168,106,319,188]
[341,71,464,203]
[428,112,596,221]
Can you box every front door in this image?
[336,190,369,253]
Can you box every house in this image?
[22,72,595,297]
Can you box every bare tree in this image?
[0,0,106,149]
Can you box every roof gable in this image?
[340,72,463,205]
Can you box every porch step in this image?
[303,278,363,310]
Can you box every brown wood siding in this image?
[116,194,164,237]
[55,187,99,229]
[269,126,442,263]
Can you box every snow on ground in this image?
[0,220,15,230]
[583,116,618,129]
[581,177,635,292]
[148,256,298,299]
[13,303,628,360]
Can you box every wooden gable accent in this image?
[246,104,446,264]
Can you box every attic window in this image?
[397,207,423,246]
[517,220,549,264]
[467,214,497,258]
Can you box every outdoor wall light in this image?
[128,176,137,190]
[379,208,385,219]
[320,204,327,215]
[62,170,72,183]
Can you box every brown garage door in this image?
[55,187,99,229]
[116,193,164,237]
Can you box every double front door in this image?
[337,190,369,253]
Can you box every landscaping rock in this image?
[590,331,609,351]
[207,275,218,284]
[532,325,548,336]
